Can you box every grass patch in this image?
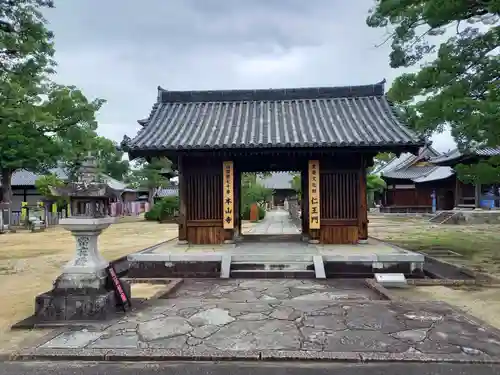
[371,218,500,277]
[0,220,178,353]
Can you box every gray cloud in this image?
[45,0,455,152]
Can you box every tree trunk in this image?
[0,168,13,203]
[148,187,155,206]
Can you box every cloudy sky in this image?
[44,0,455,153]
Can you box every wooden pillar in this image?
[454,176,459,208]
[475,182,482,209]
[358,163,368,242]
[177,155,188,243]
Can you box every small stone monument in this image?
[34,154,130,321]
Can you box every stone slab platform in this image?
[11,280,500,363]
[129,238,424,264]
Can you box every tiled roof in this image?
[382,165,438,180]
[383,165,454,182]
[431,147,500,165]
[155,187,179,197]
[413,167,454,183]
[379,144,454,183]
[376,145,439,175]
[127,81,424,153]
[258,172,295,190]
[1,167,128,191]
[5,168,68,187]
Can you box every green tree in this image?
[127,157,173,205]
[367,0,500,182]
[289,172,301,199]
[373,152,395,171]
[34,173,68,207]
[95,137,130,181]
[59,131,129,181]
[0,0,104,203]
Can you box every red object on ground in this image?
[250,203,259,222]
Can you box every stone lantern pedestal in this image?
[33,154,131,322]
[55,216,116,290]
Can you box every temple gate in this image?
[125,81,423,245]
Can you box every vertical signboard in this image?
[223,161,234,229]
[308,160,320,229]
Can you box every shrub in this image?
[145,196,179,221]
[241,204,266,221]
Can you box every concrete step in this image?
[231,261,314,271]
[230,269,316,279]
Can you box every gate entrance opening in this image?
[125,81,424,245]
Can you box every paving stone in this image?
[40,331,103,349]
[292,291,366,301]
[270,306,301,320]
[204,320,301,351]
[187,337,204,346]
[189,308,235,326]
[392,329,428,343]
[238,313,268,321]
[138,317,193,341]
[88,333,139,349]
[303,315,347,331]
[190,324,220,339]
[147,335,187,349]
[177,307,201,318]
[326,330,410,352]
[346,305,404,332]
[18,279,500,362]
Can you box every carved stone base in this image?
[55,269,108,290]
[34,281,131,321]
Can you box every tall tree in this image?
[59,131,129,181]
[127,157,173,205]
[367,0,500,181]
[0,0,104,203]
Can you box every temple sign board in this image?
[308,160,320,229]
[223,161,234,229]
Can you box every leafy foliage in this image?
[367,0,500,182]
[366,173,387,193]
[289,172,301,198]
[126,157,173,204]
[59,131,129,181]
[373,152,396,172]
[240,173,272,220]
[0,0,104,203]
[144,196,179,222]
[34,173,68,206]
[455,155,500,184]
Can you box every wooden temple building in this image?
[379,146,500,212]
[431,147,500,209]
[378,145,455,212]
[125,81,424,245]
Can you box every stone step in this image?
[230,261,314,271]
[230,269,316,279]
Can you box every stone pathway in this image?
[17,280,500,362]
[245,208,301,235]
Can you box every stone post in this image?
[34,154,130,321]
[56,217,115,290]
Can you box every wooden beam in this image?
[475,183,481,208]
[358,161,368,242]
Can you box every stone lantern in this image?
[34,154,128,321]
